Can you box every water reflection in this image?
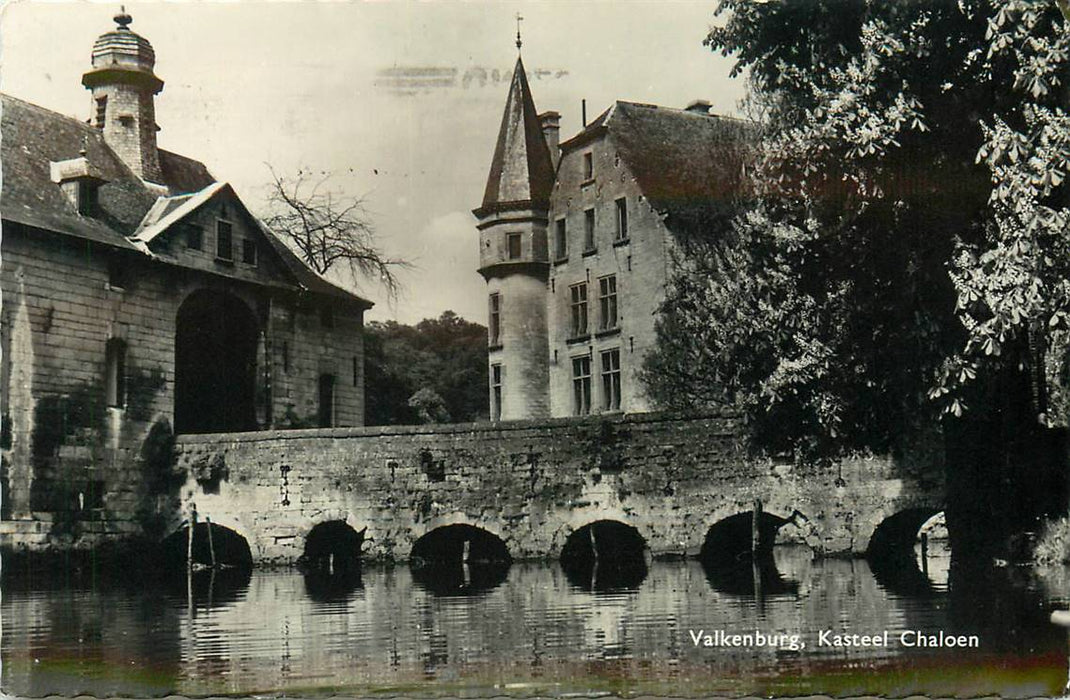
[410,560,510,596]
[561,556,648,592]
[2,548,1067,698]
[701,552,800,598]
[302,567,364,603]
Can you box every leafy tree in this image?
[643,0,1068,557]
[261,166,408,297]
[364,311,488,425]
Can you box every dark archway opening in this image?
[867,508,945,596]
[158,523,254,606]
[699,511,790,563]
[699,512,801,598]
[560,520,648,592]
[410,524,511,596]
[298,521,365,602]
[175,290,259,433]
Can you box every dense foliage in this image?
[643,0,1068,463]
[364,311,489,425]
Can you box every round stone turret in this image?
[82,8,164,184]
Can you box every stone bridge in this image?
[170,411,945,565]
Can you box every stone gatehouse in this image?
[0,11,370,550]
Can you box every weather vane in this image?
[515,13,523,51]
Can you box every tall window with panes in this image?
[601,349,621,411]
[584,209,595,251]
[599,275,618,330]
[491,364,502,421]
[489,293,501,346]
[507,232,522,260]
[572,356,592,415]
[216,220,233,260]
[569,283,588,338]
[555,219,567,260]
[615,198,628,241]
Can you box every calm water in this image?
[3,546,1068,698]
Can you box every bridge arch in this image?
[865,506,944,559]
[560,520,649,592]
[299,520,365,572]
[699,508,816,562]
[411,523,511,565]
[160,520,254,569]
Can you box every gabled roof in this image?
[475,57,555,218]
[133,181,372,308]
[1,92,371,309]
[564,101,753,234]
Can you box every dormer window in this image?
[76,181,99,216]
[242,238,258,266]
[50,156,106,217]
[216,220,233,261]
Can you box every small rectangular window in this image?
[105,338,126,408]
[583,152,593,180]
[599,275,618,330]
[555,219,567,259]
[107,255,127,290]
[584,209,595,252]
[318,374,336,428]
[572,356,592,416]
[242,238,257,265]
[507,232,522,260]
[491,364,503,421]
[95,96,107,129]
[489,293,501,346]
[601,348,621,412]
[615,198,628,240]
[216,220,233,260]
[570,283,588,338]
[185,225,203,251]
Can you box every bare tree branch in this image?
[260,164,410,300]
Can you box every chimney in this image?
[538,111,561,170]
[685,99,712,115]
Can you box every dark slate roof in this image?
[569,101,752,235]
[475,57,555,217]
[1,92,371,308]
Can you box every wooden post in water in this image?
[186,520,194,571]
[920,532,929,577]
[589,524,599,561]
[751,498,763,556]
[206,516,216,569]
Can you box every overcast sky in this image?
[1,1,746,324]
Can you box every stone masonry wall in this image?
[172,411,945,565]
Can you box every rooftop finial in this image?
[515,12,523,51]
[115,6,132,30]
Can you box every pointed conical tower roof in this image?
[476,57,554,217]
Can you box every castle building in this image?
[0,12,370,548]
[475,53,747,420]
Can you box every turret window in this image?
[491,364,503,421]
[95,96,107,129]
[489,293,501,347]
[507,232,522,260]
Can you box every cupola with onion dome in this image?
[81,8,164,184]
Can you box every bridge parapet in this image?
[171,411,944,564]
